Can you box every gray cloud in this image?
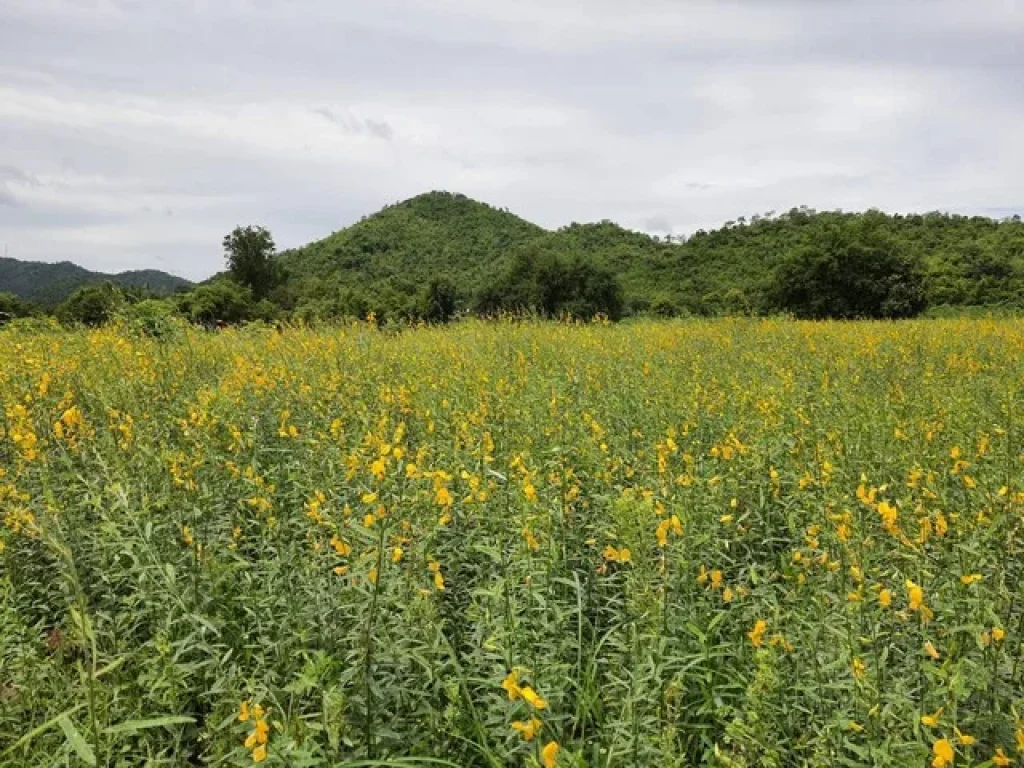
[0,0,1022,279]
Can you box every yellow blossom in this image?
[921,708,943,727]
[501,670,521,701]
[541,740,559,768]
[748,619,767,648]
[520,686,548,710]
[511,716,542,741]
[931,738,953,768]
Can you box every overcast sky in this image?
[1,0,1023,280]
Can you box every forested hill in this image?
[8,192,1024,322]
[279,192,544,308]
[0,257,192,306]
[278,192,1024,318]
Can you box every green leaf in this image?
[103,715,195,735]
[2,703,86,758]
[57,715,96,766]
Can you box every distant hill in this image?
[0,257,192,306]
[279,191,544,303]
[278,192,1024,316]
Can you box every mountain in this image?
[0,257,193,307]
[279,191,1024,316]
[280,191,544,302]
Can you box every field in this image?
[2,317,1024,767]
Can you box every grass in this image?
[1,316,1023,767]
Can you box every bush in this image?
[769,226,927,319]
[418,278,458,323]
[475,247,624,320]
[56,284,126,327]
[0,292,34,325]
[176,281,254,326]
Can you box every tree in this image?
[419,277,458,323]
[0,292,33,324]
[223,226,285,300]
[475,246,624,320]
[769,226,927,319]
[177,281,254,327]
[56,284,125,327]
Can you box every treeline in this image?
[5,193,1024,329]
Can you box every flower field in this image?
[2,317,1024,767]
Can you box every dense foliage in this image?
[278,194,1024,320]
[6,193,1024,322]
[2,318,1024,767]
[768,224,927,319]
[224,226,286,301]
[0,256,191,307]
[475,246,624,320]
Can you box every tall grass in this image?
[1,316,1023,767]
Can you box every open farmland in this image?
[2,318,1024,767]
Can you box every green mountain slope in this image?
[0,257,192,307]
[280,191,545,301]
[277,192,1024,316]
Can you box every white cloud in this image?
[0,0,1022,278]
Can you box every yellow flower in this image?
[520,686,548,710]
[655,519,670,548]
[852,657,866,680]
[363,513,376,528]
[992,747,1011,767]
[501,670,521,701]
[511,716,542,741]
[252,743,267,763]
[992,626,1006,642]
[602,545,631,564]
[541,740,559,768]
[433,570,445,590]
[392,546,404,563]
[435,486,453,507]
[330,535,352,557]
[960,573,983,585]
[748,619,767,648]
[370,458,386,480]
[924,641,941,660]
[954,727,975,746]
[906,579,924,611]
[878,588,892,608]
[368,567,378,585]
[238,701,250,722]
[931,738,953,768]
[523,482,538,503]
[921,707,943,727]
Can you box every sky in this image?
[1,0,1023,281]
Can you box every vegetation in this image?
[5,192,1024,322]
[2,318,1024,767]
[0,256,191,307]
[224,226,286,301]
[768,224,927,319]
[0,292,35,324]
[278,194,1024,320]
[54,284,128,327]
[474,246,624,320]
